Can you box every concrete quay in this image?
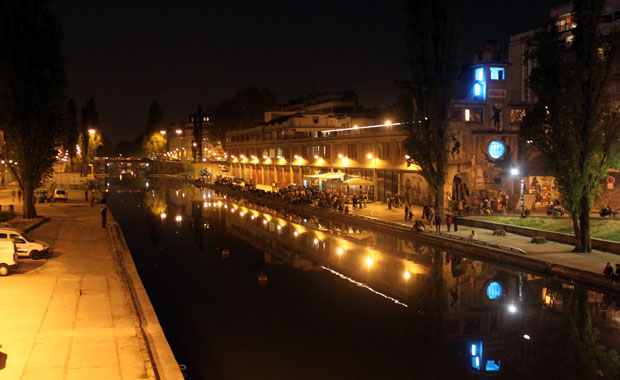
[203,182,620,293]
[0,186,183,380]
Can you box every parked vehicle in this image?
[0,228,49,259]
[34,189,48,203]
[53,188,68,201]
[0,240,18,276]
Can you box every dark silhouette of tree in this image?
[80,98,99,174]
[521,0,620,252]
[210,86,277,138]
[0,0,66,218]
[193,106,204,162]
[65,99,79,170]
[401,0,460,221]
[143,100,166,156]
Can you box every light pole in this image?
[510,167,525,218]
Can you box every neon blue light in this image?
[472,357,480,370]
[474,83,482,96]
[475,68,484,81]
[473,68,486,99]
[486,360,501,372]
[471,344,476,356]
[488,141,505,159]
[486,282,502,300]
[470,341,483,371]
[490,67,505,80]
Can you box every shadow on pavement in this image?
[13,260,45,274]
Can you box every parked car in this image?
[0,228,49,259]
[0,240,18,276]
[34,189,48,203]
[53,188,68,201]
[219,164,229,172]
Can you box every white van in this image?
[0,240,18,276]
[0,228,49,259]
[54,189,68,201]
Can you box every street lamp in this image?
[510,167,525,218]
[88,128,96,135]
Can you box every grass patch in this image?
[470,216,620,242]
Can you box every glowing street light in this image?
[160,130,167,135]
[367,153,373,160]
[88,128,96,135]
[175,129,182,135]
[403,271,411,280]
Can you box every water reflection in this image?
[112,177,620,379]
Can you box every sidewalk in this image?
[349,201,618,278]
[0,186,182,380]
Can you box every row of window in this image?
[448,107,525,124]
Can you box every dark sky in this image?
[52,0,564,144]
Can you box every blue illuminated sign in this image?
[488,141,505,159]
[469,341,501,373]
[486,282,502,300]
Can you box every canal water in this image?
[107,176,620,380]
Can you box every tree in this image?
[143,100,166,156]
[0,0,66,218]
[401,0,460,221]
[80,98,99,174]
[65,99,79,170]
[193,106,204,162]
[210,86,277,138]
[521,0,620,252]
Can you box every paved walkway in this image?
[346,201,619,278]
[0,185,181,380]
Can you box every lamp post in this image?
[510,167,525,218]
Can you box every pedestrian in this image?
[17,189,22,201]
[615,264,620,281]
[10,189,15,202]
[435,213,442,232]
[388,198,392,210]
[101,206,107,228]
[404,205,409,220]
[85,189,88,202]
[446,214,452,232]
[469,230,477,242]
[604,262,614,280]
[453,213,459,232]
[422,205,428,220]
[408,210,413,221]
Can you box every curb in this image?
[22,216,51,232]
[106,217,184,380]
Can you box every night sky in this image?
[52,0,564,144]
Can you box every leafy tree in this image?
[521,0,620,252]
[193,106,204,161]
[143,100,166,156]
[80,98,99,174]
[401,0,460,221]
[210,86,277,138]
[0,0,66,218]
[65,99,79,170]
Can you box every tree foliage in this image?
[143,100,166,156]
[521,0,620,252]
[209,86,277,137]
[401,0,460,219]
[65,99,79,170]
[0,0,66,218]
[80,98,99,174]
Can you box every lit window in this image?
[475,68,484,82]
[465,109,471,121]
[490,67,504,80]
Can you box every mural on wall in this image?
[401,173,428,205]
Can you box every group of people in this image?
[604,262,620,281]
[420,205,459,232]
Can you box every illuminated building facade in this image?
[167,113,213,160]
[223,48,526,208]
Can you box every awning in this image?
[303,171,345,180]
[343,178,373,186]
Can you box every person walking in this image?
[84,189,88,202]
[446,214,452,232]
[404,205,409,220]
[388,198,392,210]
[408,210,413,221]
[101,206,107,228]
[453,213,459,232]
[435,213,442,232]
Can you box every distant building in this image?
[167,112,213,160]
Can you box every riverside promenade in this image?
[0,186,183,380]
[221,182,620,290]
